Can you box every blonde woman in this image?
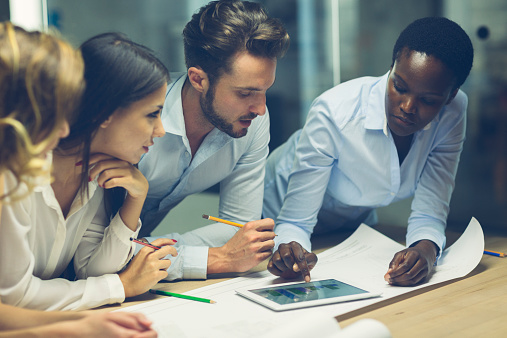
[0,22,156,337]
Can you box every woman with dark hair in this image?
[0,23,157,337]
[0,32,177,311]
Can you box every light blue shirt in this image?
[263,72,467,257]
[138,73,270,280]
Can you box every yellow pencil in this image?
[202,214,244,228]
[202,214,277,236]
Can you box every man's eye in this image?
[148,110,160,118]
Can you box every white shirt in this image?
[0,161,140,311]
[138,73,270,280]
[263,73,467,257]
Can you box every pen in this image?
[130,237,161,250]
[202,214,244,228]
[484,250,505,257]
[149,289,216,304]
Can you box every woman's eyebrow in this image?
[393,72,445,97]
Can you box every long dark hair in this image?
[57,32,169,218]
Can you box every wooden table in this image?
[106,224,507,337]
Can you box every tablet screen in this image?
[248,279,369,305]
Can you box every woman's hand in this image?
[267,241,317,282]
[384,240,438,286]
[88,153,148,200]
[119,238,177,298]
[87,153,149,231]
[66,312,158,338]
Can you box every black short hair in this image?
[392,17,474,89]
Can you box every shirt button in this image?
[390,192,395,196]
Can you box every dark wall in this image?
[0,0,9,22]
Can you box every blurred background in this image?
[2,0,506,236]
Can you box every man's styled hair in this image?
[183,0,289,83]
[392,17,474,89]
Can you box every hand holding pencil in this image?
[119,238,177,298]
[384,240,437,286]
[205,216,276,274]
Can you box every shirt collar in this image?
[364,71,389,135]
[160,73,187,137]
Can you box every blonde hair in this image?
[0,22,84,201]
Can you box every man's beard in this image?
[199,85,248,138]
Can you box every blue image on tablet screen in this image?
[249,279,368,305]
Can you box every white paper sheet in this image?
[119,218,483,337]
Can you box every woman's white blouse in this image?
[0,167,140,311]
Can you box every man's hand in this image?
[384,239,438,286]
[207,218,275,274]
[267,241,317,282]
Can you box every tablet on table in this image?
[235,278,381,311]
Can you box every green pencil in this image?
[149,289,216,304]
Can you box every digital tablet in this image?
[235,278,381,311]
